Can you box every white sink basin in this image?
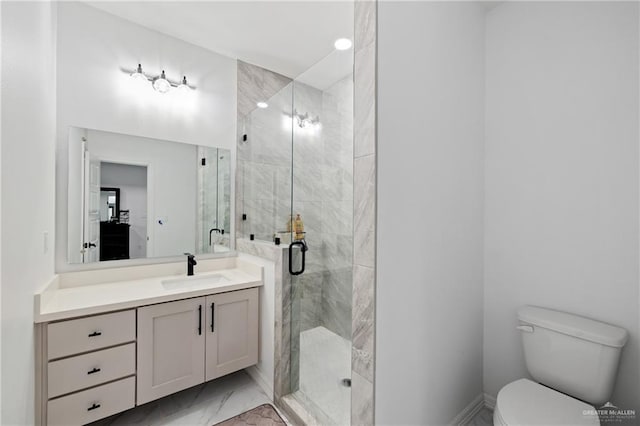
[161,273,229,290]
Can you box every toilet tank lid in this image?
[518,306,628,348]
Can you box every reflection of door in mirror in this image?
[83,152,101,263]
[100,187,120,221]
[97,162,148,261]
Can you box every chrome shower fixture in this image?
[294,110,320,128]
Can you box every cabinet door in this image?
[205,288,259,381]
[137,297,205,404]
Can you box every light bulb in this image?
[334,38,353,51]
[130,64,148,85]
[257,102,268,109]
[177,75,191,93]
[153,70,171,93]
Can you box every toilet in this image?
[494,306,628,426]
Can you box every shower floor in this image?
[289,326,351,425]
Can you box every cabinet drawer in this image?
[47,310,135,360]
[47,376,135,426]
[48,343,135,398]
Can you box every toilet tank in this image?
[517,306,628,405]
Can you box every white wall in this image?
[1,2,56,424]
[101,162,148,259]
[484,1,640,412]
[87,130,196,259]
[376,2,486,424]
[55,2,237,270]
[0,2,3,416]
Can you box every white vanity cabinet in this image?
[34,257,264,425]
[136,287,260,404]
[37,286,260,425]
[43,310,137,426]
[205,288,259,381]
[137,297,206,404]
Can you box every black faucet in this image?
[185,253,197,276]
[209,228,222,246]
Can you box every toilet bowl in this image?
[493,379,599,425]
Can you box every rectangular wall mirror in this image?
[67,126,231,264]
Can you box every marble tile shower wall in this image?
[319,77,354,340]
[291,78,353,341]
[238,84,293,242]
[351,1,377,424]
[236,60,293,243]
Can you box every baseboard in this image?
[245,365,274,400]
[450,393,486,426]
[484,392,497,410]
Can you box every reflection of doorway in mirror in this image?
[99,188,120,222]
[99,162,148,261]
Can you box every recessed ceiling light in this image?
[334,38,353,51]
[257,102,268,109]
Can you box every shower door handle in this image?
[288,240,307,275]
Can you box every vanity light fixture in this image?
[334,38,353,51]
[256,101,269,109]
[125,64,196,94]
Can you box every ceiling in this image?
[86,1,354,80]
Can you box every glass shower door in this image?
[288,50,354,425]
[238,83,294,243]
[236,45,354,425]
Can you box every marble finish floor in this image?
[90,371,274,426]
[291,326,351,425]
[469,407,494,426]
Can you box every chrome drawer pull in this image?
[87,403,101,411]
[88,331,102,337]
[87,367,101,375]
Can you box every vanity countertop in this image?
[34,257,263,323]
